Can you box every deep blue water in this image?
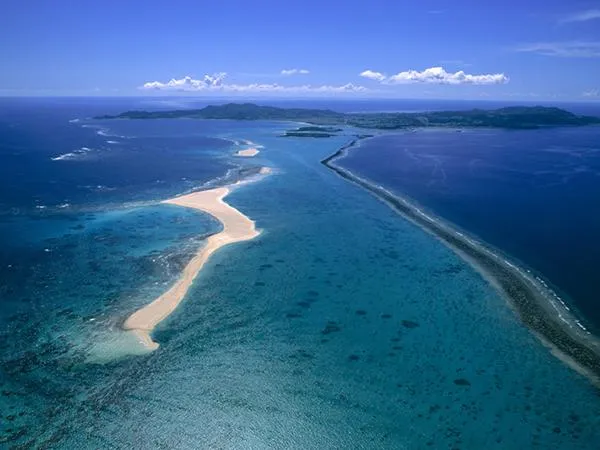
[0,101,236,211]
[340,125,600,331]
[1,97,600,448]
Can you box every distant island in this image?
[97,103,600,130]
[281,126,343,138]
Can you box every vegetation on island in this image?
[282,131,337,138]
[280,125,343,138]
[295,126,343,133]
[97,103,600,130]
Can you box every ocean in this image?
[1,97,599,448]
[339,123,600,332]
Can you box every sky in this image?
[1,0,600,100]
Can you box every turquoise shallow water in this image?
[1,120,600,448]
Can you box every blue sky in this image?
[1,0,600,100]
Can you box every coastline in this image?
[123,184,261,350]
[322,137,600,386]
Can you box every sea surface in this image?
[339,124,600,332]
[1,97,600,448]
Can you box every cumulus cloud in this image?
[359,67,508,85]
[140,75,366,94]
[561,9,600,23]
[583,89,600,98]
[388,67,508,84]
[142,73,227,90]
[281,68,310,76]
[515,41,600,58]
[359,70,386,81]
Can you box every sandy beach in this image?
[123,186,260,349]
[236,148,260,157]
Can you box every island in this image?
[94,102,600,386]
[97,103,600,130]
[281,126,343,138]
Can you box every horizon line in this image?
[0,94,598,104]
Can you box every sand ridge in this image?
[123,185,261,350]
[236,148,260,157]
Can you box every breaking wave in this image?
[51,147,96,161]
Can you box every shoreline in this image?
[322,137,600,386]
[123,185,261,349]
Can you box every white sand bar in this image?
[123,187,259,350]
[236,148,260,157]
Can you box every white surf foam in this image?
[51,147,95,161]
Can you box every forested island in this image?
[281,126,343,138]
[97,103,600,130]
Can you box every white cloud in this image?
[281,68,310,76]
[561,9,600,23]
[515,41,600,58]
[314,83,366,93]
[389,67,508,84]
[583,89,600,98]
[142,73,227,90]
[141,75,366,94]
[360,66,508,85]
[359,70,386,81]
